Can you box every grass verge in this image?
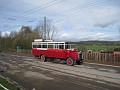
[0,75,19,90]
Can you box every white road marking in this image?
[0,84,9,90]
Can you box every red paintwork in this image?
[32,48,79,61]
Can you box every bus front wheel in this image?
[66,58,74,66]
[40,55,46,62]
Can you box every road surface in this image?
[0,52,120,90]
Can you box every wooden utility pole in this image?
[44,17,46,40]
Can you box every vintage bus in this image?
[32,39,83,66]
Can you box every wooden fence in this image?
[83,52,120,63]
[19,49,32,54]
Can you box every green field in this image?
[76,45,120,51]
[0,76,19,90]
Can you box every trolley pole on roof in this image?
[44,17,46,40]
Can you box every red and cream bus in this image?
[32,39,83,66]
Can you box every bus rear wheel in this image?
[66,58,74,66]
[40,55,46,62]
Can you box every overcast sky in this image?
[0,0,120,41]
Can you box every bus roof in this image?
[32,41,65,44]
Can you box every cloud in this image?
[92,33,109,39]
[61,33,70,38]
[56,30,118,41]
[93,6,120,18]
[93,6,120,28]
[74,24,87,31]
[94,19,119,28]
[1,31,10,36]
[78,32,116,41]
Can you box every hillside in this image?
[78,41,120,46]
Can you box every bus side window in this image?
[55,43,59,49]
[38,45,41,48]
[65,42,69,49]
[65,45,68,49]
[33,45,36,48]
[48,43,53,48]
[33,45,41,48]
[59,45,64,49]
[43,43,47,48]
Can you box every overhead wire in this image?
[11,0,65,20]
[12,0,57,18]
[1,0,114,32]
[49,0,112,16]
[19,0,111,23]
[64,0,112,15]
[2,0,65,24]
[9,0,111,22]
[1,0,66,32]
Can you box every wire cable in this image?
[1,0,65,32]
[49,0,111,16]
[12,0,65,20]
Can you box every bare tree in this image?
[9,30,18,38]
[46,20,58,40]
[34,24,44,39]
[35,18,58,40]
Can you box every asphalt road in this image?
[0,52,120,90]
